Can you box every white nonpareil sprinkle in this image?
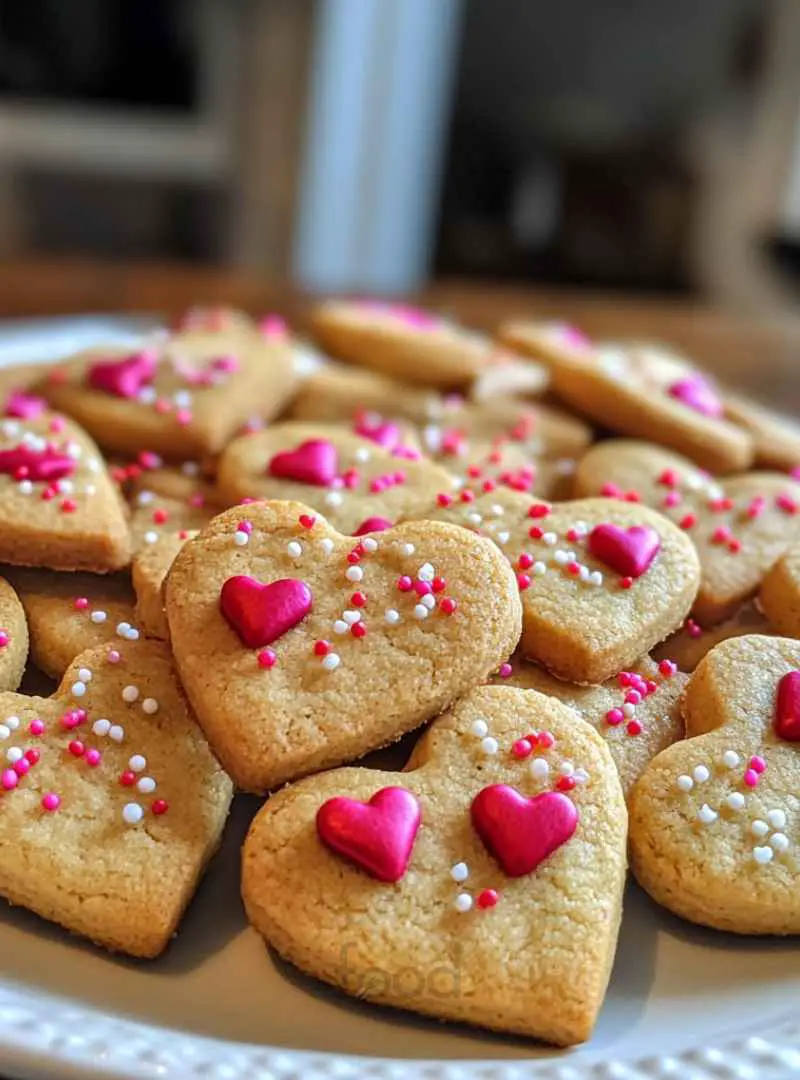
[450,862,469,883]
[128,754,146,772]
[5,716,18,730]
[137,491,155,507]
[322,653,341,671]
[234,531,249,546]
[92,719,111,737]
[533,561,547,576]
[770,833,790,852]
[122,803,144,826]
[753,846,774,865]
[90,610,107,624]
[108,725,125,743]
[588,571,603,586]
[137,777,156,794]
[578,565,590,581]
[345,566,363,583]
[117,622,131,636]
[71,681,86,698]
[496,531,510,545]
[122,685,140,703]
[413,604,429,620]
[401,543,415,557]
[78,667,92,682]
[692,765,710,783]
[319,538,335,555]
[622,703,636,719]
[553,550,569,565]
[751,819,769,838]
[143,531,158,545]
[181,461,200,476]
[362,537,378,553]
[726,792,745,811]
[0,726,10,741]
[6,747,22,764]
[18,480,32,494]
[697,804,717,825]
[342,610,361,625]
[384,608,400,625]
[470,720,489,738]
[57,479,74,495]
[142,698,159,715]
[573,768,590,784]
[467,512,482,526]
[559,761,574,777]
[173,389,192,408]
[677,774,695,793]
[324,492,343,507]
[333,620,349,635]
[542,532,557,546]
[530,757,549,780]
[287,540,302,558]
[454,893,473,913]
[720,750,740,769]
[125,627,140,641]
[480,736,498,755]
[354,447,371,463]
[767,809,787,829]
[421,594,436,610]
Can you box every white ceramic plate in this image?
[1,319,800,1080]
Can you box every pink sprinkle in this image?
[176,408,193,426]
[49,416,66,433]
[644,679,658,695]
[74,597,89,611]
[259,314,288,340]
[663,491,681,508]
[258,648,277,669]
[743,769,759,788]
[777,493,798,515]
[746,496,766,519]
[107,649,121,664]
[0,631,7,649]
[517,573,531,591]
[29,719,45,736]
[537,731,555,749]
[393,470,407,485]
[211,354,239,373]
[155,399,172,414]
[512,738,532,759]
[414,580,432,597]
[686,618,702,639]
[750,755,766,774]
[498,662,512,678]
[1,768,18,791]
[237,520,253,534]
[397,576,413,592]
[138,450,162,470]
[436,492,453,507]
[625,691,641,705]
[85,748,102,767]
[369,478,387,494]
[600,482,623,498]
[41,793,60,812]
[518,553,534,570]
[440,597,457,615]
[658,659,677,677]
[606,708,624,726]
[711,525,731,544]
[13,758,30,776]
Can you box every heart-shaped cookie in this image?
[652,601,774,673]
[0,639,233,956]
[760,540,800,637]
[216,423,454,536]
[500,328,752,473]
[424,491,699,682]
[495,654,686,798]
[630,635,800,934]
[310,300,510,388]
[0,413,130,572]
[37,325,296,459]
[574,438,800,623]
[4,567,136,680]
[129,489,215,553]
[724,392,800,471]
[132,530,197,640]
[165,501,522,792]
[242,684,627,1045]
[290,363,441,426]
[0,577,28,691]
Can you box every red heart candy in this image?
[668,376,723,418]
[353,516,394,536]
[775,670,800,741]
[268,439,338,486]
[316,786,421,882]
[471,785,578,877]
[219,576,312,649]
[87,350,158,400]
[353,417,401,451]
[0,444,75,482]
[588,523,661,578]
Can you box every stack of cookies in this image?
[0,301,799,1047]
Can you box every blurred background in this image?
[0,0,799,313]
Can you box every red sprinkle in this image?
[606,708,624,726]
[397,576,413,592]
[432,576,447,593]
[679,513,697,530]
[440,597,457,615]
[518,553,534,570]
[436,492,453,507]
[620,577,633,590]
[120,770,136,786]
[258,649,277,669]
[512,738,533,759]
[626,719,643,736]
[537,731,555,749]
[351,622,367,638]
[517,573,531,591]
[529,525,544,540]
[152,799,169,815]
[477,889,499,909]
[528,503,550,519]
[313,640,331,656]
[658,659,677,677]
[557,776,577,792]
[24,748,40,764]
[74,597,89,611]
[299,513,316,529]
[351,592,367,607]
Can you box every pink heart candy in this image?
[4,390,46,420]
[353,516,394,536]
[220,576,313,649]
[0,444,76,482]
[471,785,578,878]
[668,376,723,418]
[775,670,800,742]
[317,786,421,882]
[268,439,338,486]
[353,417,401,451]
[87,350,158,400]
[588,523,661,578]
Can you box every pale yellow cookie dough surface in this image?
[165,501,522,793]
[242,685,627,1046]
[575,439,800,623]
[133,531,195,640]
[289,363,441,426]
[37,327,296,459]
[760,542,800,637]
[4,567,135,680]
[652,602,774,672]
[0,576,28,691]
[128,491,215,553]
[725,392,800,471]
[423,491,700,683]
[217,423,455,536]
[495,655,685,798]
[0,640,233,957]
[0,414,130,573]
[629,635,800,934]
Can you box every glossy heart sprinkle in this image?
[219,576,313,649]
[471,785,578,877]
[353,417,402,451]
[775,670,800,742]
[588,523,661,579]
[316,786,421,882]
[353,516,394,536]
[4,390,46,420]
[668,376,723,418]
[0,444,76,482]
[268,439,338,486]
[87,350,158,399]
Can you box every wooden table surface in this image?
[0,257,798,411]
